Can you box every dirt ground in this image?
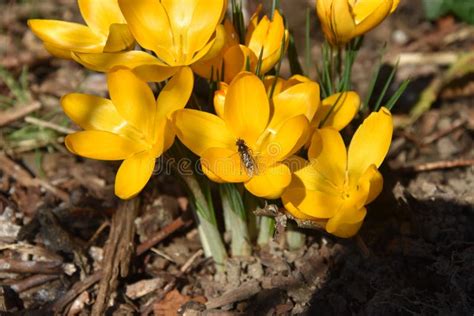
[0,0,473,315]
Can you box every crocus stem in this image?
[286,228,306,251]
[257,216,275,247]
[180,173,227,269]
[220,183,251,257]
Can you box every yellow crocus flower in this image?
[193,5,288,83]
[282,108,393,238]
[316,0,400,46]
[28,0,135,59]
[62,67,193,199]
[173,72,319,199]
[74,0,227,82]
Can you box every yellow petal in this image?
[43,42,72,59]
[391,0,400,13]
[103,23,135,53]
[213,82,228,119]
[224,72,270,145]
[283,198,319,221]
[78,0,126,36]
[201,147,250,183]
[247,12,286,75]
[115,150,156,199]
[173,109,235,156]
[196,24,226,63]
[315,91,360,130]
[354,0,393,36]
[28,19,105,53]
[347,107,393,181]
[260,115,310,163]
[331,0,357,45]
[162,0,225,62]
[244,163,291,199]
[107,69,156,138]
[359,165,383,204]
[282,187,342,218]
[155,67,194,121]
[73,51,178,82]
[270,80,320,130]
[326,206,367,238]
[65,131,145,160]
[201,163,226,183]
[222,45,257,83]
[352,0,393,35]
[246,5,263,43]
[308,128,347,188]
[61,93,143,141]
[315,0,335,44]
[118,0,175,63]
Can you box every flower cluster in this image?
[29,0,398,238]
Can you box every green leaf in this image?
[423,0,474,24]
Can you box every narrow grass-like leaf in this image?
[305,8,312,76]
[288,32,304,75]
[374,59,399,112]
[386,79,410,110]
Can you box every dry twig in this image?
[0,102,41,127]
[92,198,141,315]
[136,217,191,256]
[0,153,70,202]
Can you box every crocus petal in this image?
[222,45,258,83]
[43,43,72,59]
[359,165,383,204]
[65,131,145,160]
[352,0,393,36]
[308,128,347,188]
[283,199,319,221]
[331,0,356,44]
[162,0,225,62]
[201,162,226,183]
[115,150,156,199]
[347,107,393,181]
[224,72,270,145]
[201,147,251,183]
[118,0,174,63]
[103,23,135,53]
[78,0,126,36]
[260,115,310,162]
[315,91,360,130]
[155,67,194,121]
[326,206,367,238]
[107,69,156,137]
[244,163,291,199]
[61,93,143,142]
[173,109,235,156]
[270,80,320,130]
[73,51,178,82]
[282,187,342,218]
[391,0,400,13]
[28,20,104,53]
[213,82,228,119]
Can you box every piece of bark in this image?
[52,271,103,314]
[91,198,140,315]
[205,280,261,310]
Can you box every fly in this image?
[236,138,258,177]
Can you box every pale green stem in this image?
[257,216,275,247]
[178,170,227,269]
[286,229,306,251]
[220,183,251,257]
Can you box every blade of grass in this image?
[385,79,410,110]
[374,59,399,112]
